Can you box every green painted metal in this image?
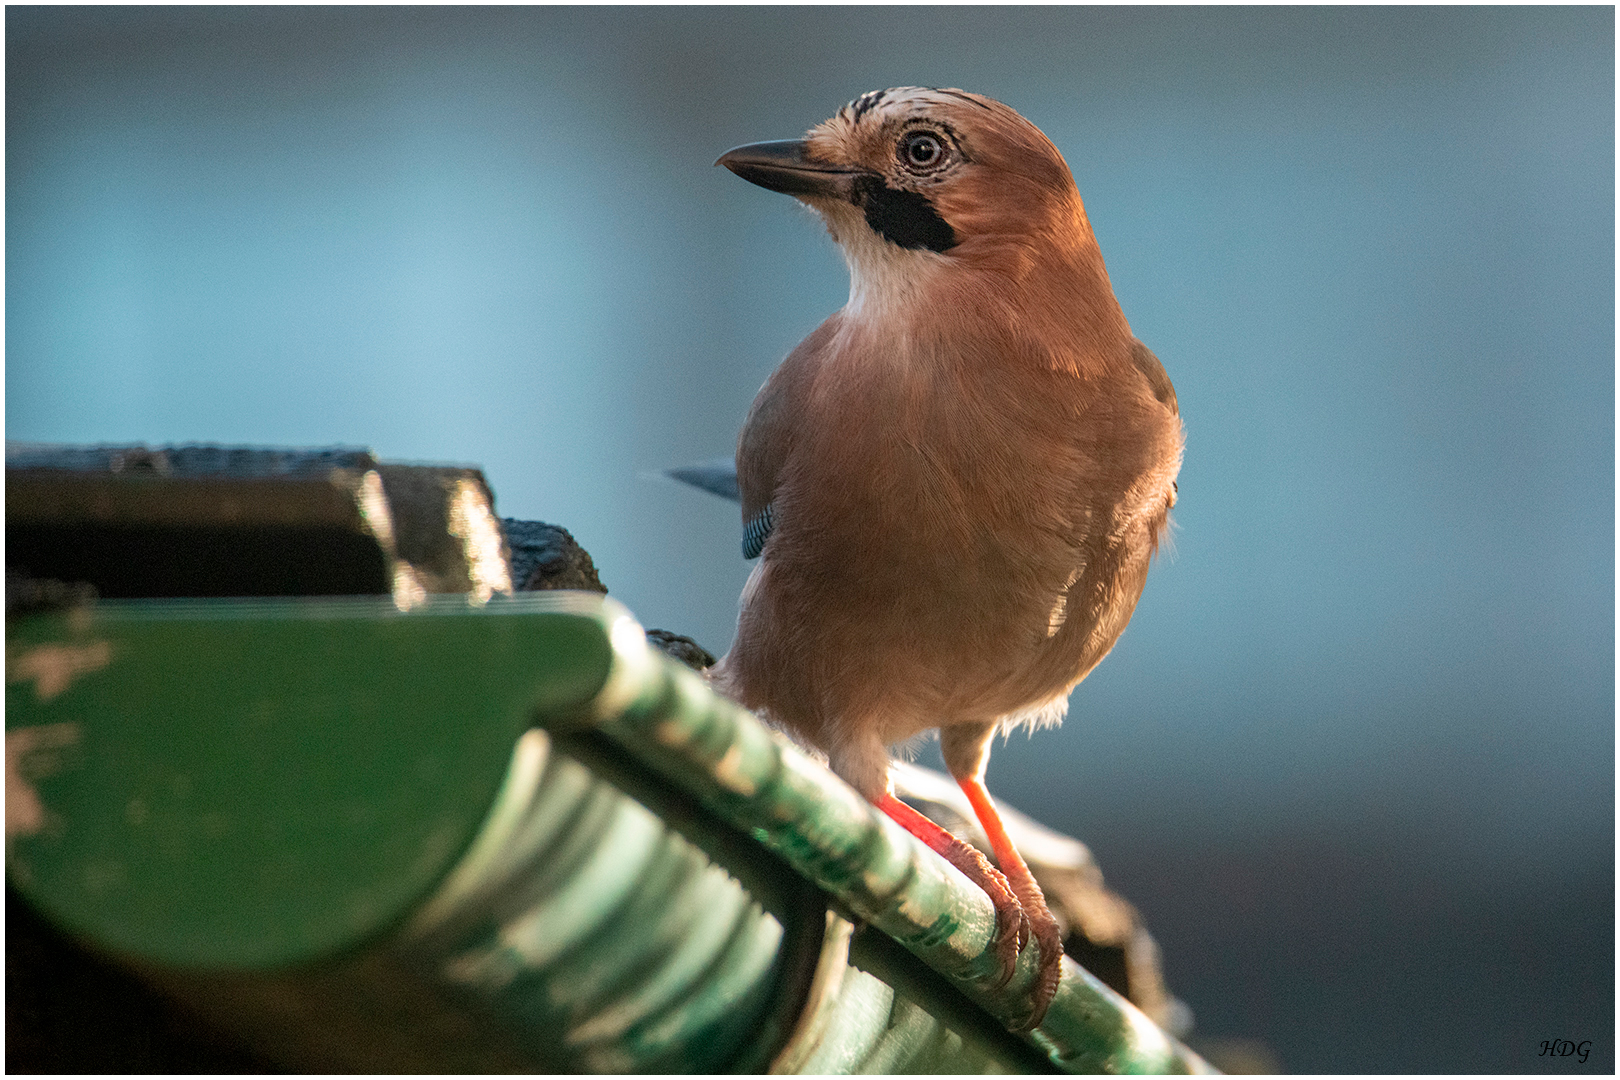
[393,727,807,1072]
[6,592,1208,1073]
[5,594,610,968]
[772,910,1052,1073]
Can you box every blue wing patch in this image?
[742,503,776,559]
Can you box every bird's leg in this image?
[956,774,1064,1031]
[874,792,1027,986]
[941,721,1064,1032]
[829,728,1022,991]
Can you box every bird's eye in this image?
[900,131,945,171]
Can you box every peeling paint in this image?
[6,722,82,839]
[392,563,428,611]
[447,478,514,604]
[8,640,112,701]
[353,468,398,549]
[711,742,758,797]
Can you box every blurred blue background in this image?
[8,6,1612,1072]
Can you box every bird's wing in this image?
[1128,337,1180,509]
[734,318,838,559]
[1128,338,1178,415]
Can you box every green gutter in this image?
[7,592,1210,1073]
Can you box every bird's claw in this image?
[874,795,1062,1023]
[982,872,1063,1031]
[980,862,1026,989]
[941,841,1025,987]
[1006,880,1064,1032]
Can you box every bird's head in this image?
[718,88,1100,311]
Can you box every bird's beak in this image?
[716,139,865,200]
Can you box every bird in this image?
[702,87,1183,1031]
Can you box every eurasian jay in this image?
[706,87,1183,1031]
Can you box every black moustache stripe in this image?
[851,176,957,253]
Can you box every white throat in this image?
[816,201,951,322]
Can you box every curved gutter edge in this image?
[554,607,1216,1075]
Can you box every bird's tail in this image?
[664,456,740,502]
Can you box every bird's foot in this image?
[1005,874,1063,1032]
[875,793,1026,985]
[951,774,1064,1031]
[947,839,1029,988]
[935,841,1062,1023]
